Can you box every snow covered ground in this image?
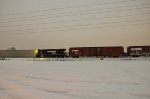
[0,58,150,99]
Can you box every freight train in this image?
[34,46,150,58]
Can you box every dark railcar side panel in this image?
[101,47,123,57]
[69,46,124,57]
[127,46,150,57]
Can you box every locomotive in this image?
[34,49,67,58]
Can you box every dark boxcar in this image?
[69,46,124,58]
[101,47,124,57]
[127,46,150,57]
[35,49,67,58]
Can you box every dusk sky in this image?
[0,0,150,50]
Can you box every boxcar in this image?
[69,46,124,58]
[100,47,124,57]
[35,49,67,58]
[127,46,150,57]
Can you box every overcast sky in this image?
[0,0,150,50]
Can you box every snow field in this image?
[0,59,150,99]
